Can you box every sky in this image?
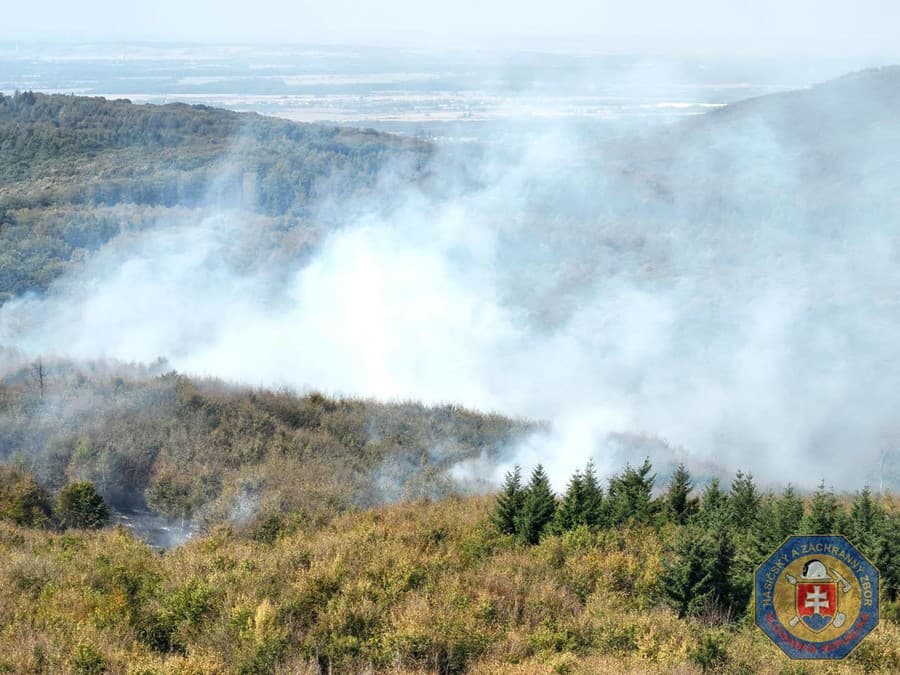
[3,0,900,58]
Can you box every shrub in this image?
[58,481,109,529]
[69,644,107,675]
[0,464,53,528]
[688,630,728,673]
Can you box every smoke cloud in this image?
[3,68,900,491]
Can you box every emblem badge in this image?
[755,535,879,659]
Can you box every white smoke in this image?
[3,69,900,491]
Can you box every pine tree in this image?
[845,486,882,551]
[554,460,604,532]
[756,484,804,550]
[607,458,656,525]
[802,480,842,534]
[842,487,900,601]
[492,465,524,535]
[712,527,739,616]
[731,518,770,620]
[662,525,735,619]
[665,463,698,525]
[772,484,805,541]
[514,465,557,544]
[697,477,729,528]
[554,468,586,533]
[580,460,605,528]
[728,470,760,530]
[873,509,900,601]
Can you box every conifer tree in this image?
[772,484,805,541]
[729,470,760,530]
[554,460,604,532]
[662,525,735,619]
[665,463,698,525]
[802,480,842,534]
[697,477,729,528]
[514,464,557,544]
[554,468,586,533]
[845,485,882,551]
[580,460,605,528]
[712,527,738,615]
[873,509,900,601]
[607,458,656,525]
[702,477,727,511]
[840,489,900,602]
[492,465,524,535]
[730,521,768,619]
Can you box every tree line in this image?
[0,91,430,302]
[493,460,900,622]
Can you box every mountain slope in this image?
[0,356,532,533]
[0,92,430,301]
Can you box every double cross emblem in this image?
[784,559,852,631]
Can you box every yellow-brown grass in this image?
[1,496,898,674]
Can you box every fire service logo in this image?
[755,535,879,659]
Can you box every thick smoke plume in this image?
[3,68,900,491]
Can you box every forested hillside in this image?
[614,65,900,223]
[0,91,430,301]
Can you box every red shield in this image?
[797,582,837,631]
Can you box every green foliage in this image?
[728,470,760,530]
[553,461,604,532]
[514,464,557,544]
[697,477,730,528]
[607,458,656,525]
[58,481,109,529]
[768,484,805,544]
[662,525,735,619]
[664,462,698,525]
[492,465,524,535]
[0,92,429,301]
[0,464,52,528]
[69,644,107,675]
[802,480,843,533]
[237,637,289,675]
[872,509,900,601]
[156,578,216,652]
[688,630,729,672]
[845,485,881,550]
[841,490,900,603]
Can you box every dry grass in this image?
[1,496,898,674]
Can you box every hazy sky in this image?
[3,0,900,57]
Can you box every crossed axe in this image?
[785,568,852,629]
